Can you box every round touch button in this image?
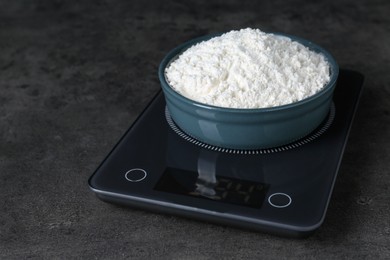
[268,193,292,208]
[125,168,147,182]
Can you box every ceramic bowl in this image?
[158,32,339,150]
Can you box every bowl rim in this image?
[158,31,339,113]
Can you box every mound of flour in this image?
[165,28,330,109]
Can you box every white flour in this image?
[165,28,330,109]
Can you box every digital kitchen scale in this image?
[88,69,364,237]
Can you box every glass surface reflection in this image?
[192,150,219,199]
[157,133,270,208]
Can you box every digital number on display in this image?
[155,167,269,208]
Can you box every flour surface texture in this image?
[165,28,331,109]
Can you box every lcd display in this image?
[155,167,269,209]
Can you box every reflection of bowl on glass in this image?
[158,32,339,150]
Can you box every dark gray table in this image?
[1,0,389,259]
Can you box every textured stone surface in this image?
[1,0,389,259]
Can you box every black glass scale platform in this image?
[88,70,364,238]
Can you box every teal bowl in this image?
[158,32,339,150]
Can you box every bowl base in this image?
[165,103,335,155]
